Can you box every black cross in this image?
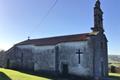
[76,49,83,64]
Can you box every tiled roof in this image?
[16,33,92,46]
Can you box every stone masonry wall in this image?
[33,45,56,71]
[58,41,92,76]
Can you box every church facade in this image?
[5,0,108,77]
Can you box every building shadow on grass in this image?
[0,72,11,80]
[109,75,120,80]
[11,69,93,80]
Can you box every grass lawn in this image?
[109,63,120,67]
[0,68,49,80]
[109,73,120,80]
[2,68,120,80]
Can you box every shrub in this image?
[111,65,116,73]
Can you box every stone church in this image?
[5,0,108,77]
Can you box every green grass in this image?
[109,63,120,67]
[0,68,49,80]
[109,73,120,80]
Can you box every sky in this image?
[0,0,120,55]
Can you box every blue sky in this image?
[0,0,120,55]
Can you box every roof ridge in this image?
[29,33,89,41]
[16,33,92,46]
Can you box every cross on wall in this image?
[76,49,83,64]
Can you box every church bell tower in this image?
[91,0,104,33]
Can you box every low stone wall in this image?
[115,67,120,73]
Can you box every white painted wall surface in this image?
[58,41,91,76]
[33,45,56,71]
[16,41,92,76]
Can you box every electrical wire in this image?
[28,0,58,38]
[37,0,58,26]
